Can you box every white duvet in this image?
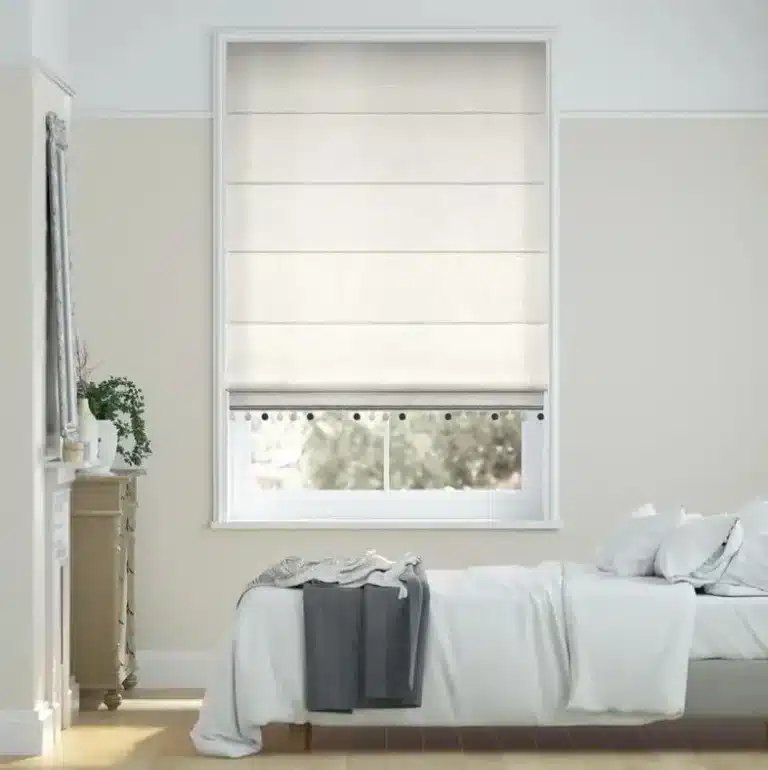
[191,561,696,758]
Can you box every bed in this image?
[190,560,768,757]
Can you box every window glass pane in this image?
[231,408,524,495]
[389,410,522,490]
[245,410,385,491]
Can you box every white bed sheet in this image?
[691,594,768,660]
[191,563,697,757]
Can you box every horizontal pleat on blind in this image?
[227,324,548,390]
[225,42,549,393]
[226,114,548,184]
[228,252,548,324]
[227,42,547,114]
[226,185,548,253]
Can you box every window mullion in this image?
[383,412,391,492]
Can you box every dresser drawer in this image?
[72,479,128,513]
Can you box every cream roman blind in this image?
[224,42,549,402]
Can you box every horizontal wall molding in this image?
[216,25,558,43]
[562,111,768,119]
[0,703,54,757]
[137,650,215,690]
[72,109,768,120]
[73,110,215,120]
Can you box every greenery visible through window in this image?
[238,410,523,492]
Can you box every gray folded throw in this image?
[302,562,430,713]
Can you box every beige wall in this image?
[0,66,71,711]
[69,116,768,655]
[0,66,39,711]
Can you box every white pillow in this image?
[596,505,686,577]
[708,500,768,593]
[654,513,742,586]
[735,499,768,535]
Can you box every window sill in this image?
[211,518,562,531]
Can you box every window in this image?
[215,38,554,528]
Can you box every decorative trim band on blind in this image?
[228,389,546,410]
[225,41,550,393]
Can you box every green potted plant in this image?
[77,344,152,470]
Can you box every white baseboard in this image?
[0,703,55,756]
[136,650,215,690]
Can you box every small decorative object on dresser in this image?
[96,419,119,471]
[76,397,99,464]
[70,470,145,710]
[61,438,85,465]
[76,343,153,473]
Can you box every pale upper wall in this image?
[29,0,70,81]
[0,0,30,64]
[67,0,768,114]
[0,0,70,81]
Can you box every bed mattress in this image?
[691,594,768,660]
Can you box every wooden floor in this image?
[1,691,768,768]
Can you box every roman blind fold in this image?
[224,42,549,395]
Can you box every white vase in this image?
[77,398,99,465]
[96,419,119,472]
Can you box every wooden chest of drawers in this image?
[70,471,143,710]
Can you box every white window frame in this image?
[211,27,560,531]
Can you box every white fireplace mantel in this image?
[44,462,79,744]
